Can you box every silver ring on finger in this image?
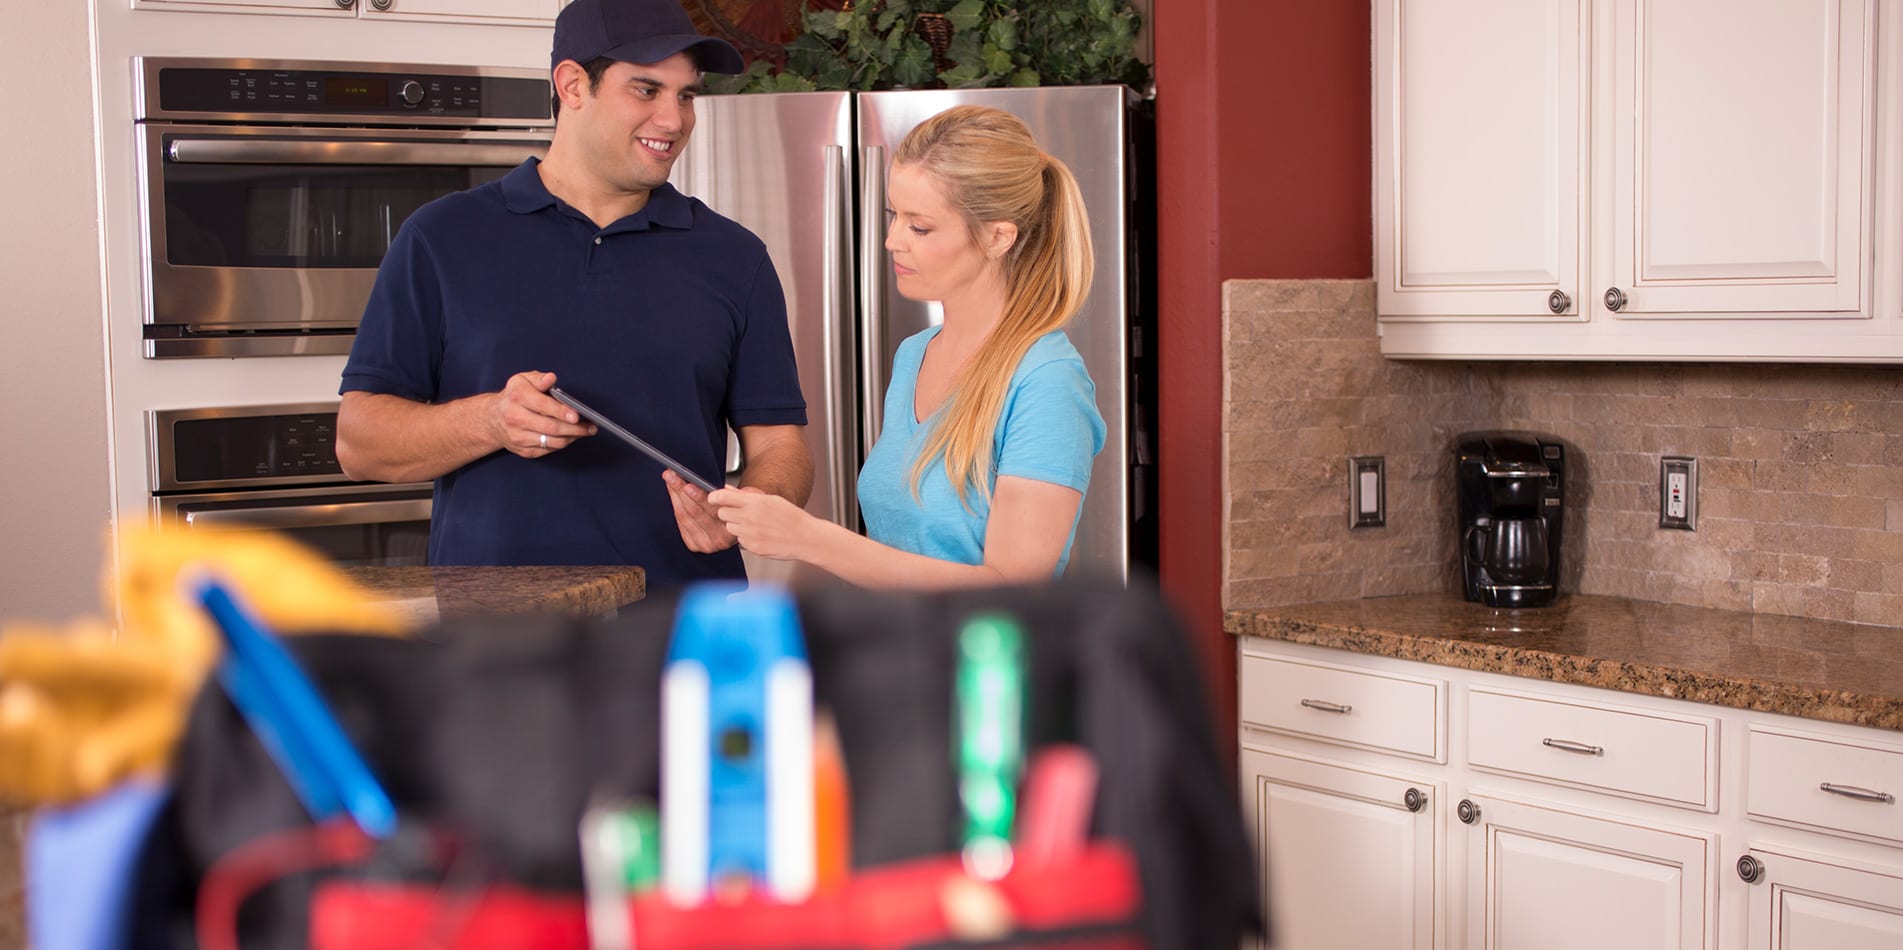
[540,433,548,449]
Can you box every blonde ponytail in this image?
[894,107,1095,505]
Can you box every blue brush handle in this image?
[198,578,397,839]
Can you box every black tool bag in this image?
[129,577,1263,949]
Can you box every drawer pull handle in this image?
[1542,738,1604,756]
[1819,783,1895,804]
[1299,699,1352,715]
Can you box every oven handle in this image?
[167,138,546,166]
[183,498,432,530]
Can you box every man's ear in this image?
[985,221,1020,260]
[552,59,591,113]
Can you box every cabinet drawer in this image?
[1239,654,1444,760]
[1747,727,1903,846]
[1466,687,1717,810]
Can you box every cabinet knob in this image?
[1736,854,1765,884]
[371,0,393,9]
[1457,798,1481,825]
[1404,787,1427,813]
[1547,290,1571,314]
[334,0,355,8]
[1603,286,1627,312]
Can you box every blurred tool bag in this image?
[129,579,1261,949]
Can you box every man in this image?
[336,0,812,587]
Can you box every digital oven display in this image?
[325,77,388,107]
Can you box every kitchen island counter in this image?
[1226,592,1903,731]
[345,565,646,626]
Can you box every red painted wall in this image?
[1153,0,1373,757]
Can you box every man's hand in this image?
[338,372,597,483]
[664,470,744,553]
[490,371,595,458]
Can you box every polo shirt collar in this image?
[501,157,695,232]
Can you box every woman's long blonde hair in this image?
[896,105,1094,504]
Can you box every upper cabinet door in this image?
[1375,0,1588,320]
[1604,0,1876,317]
[359,0,562,24]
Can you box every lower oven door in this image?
[152,482,433,567]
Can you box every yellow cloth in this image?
[0,525,408,806]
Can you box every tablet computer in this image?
[549,387,720,494]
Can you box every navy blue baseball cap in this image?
[552,0,746,74]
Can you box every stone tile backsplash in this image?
[1223,278,1903,626]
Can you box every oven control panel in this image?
[149,404,360,492]
[142,60,551,124]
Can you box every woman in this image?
[694,105,1105,588]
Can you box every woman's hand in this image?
[708,487,820,561]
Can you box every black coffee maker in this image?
[1456,433,1565,608]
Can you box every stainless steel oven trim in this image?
[167,137,547,167]
[149,403,354,492]
[135,57,554,128]
[151,482,433,531]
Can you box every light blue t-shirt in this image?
[857,327,1106,575]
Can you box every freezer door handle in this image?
[822,144,859,532]
[858,145,888,456]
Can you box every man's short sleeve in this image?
[724,252,807,428]
[340,222,443,401]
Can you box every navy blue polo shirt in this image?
[341,158,806,587]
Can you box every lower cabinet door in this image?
[1745,848,1903,950]
[1460,794,1710,950]
[1242,748,1439,950]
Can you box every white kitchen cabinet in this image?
[1602,0,1872,318]
[1242,749,1441,950]
[361,0,561,24]
[130,0,562,26]
[1373,0,1587,321]
[1375,0,1903,361]
[1743,849,1903,950]
[1238,637,1903,950]
[1460,794,1711,950]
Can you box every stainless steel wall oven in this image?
[135,58,553,358]
[149,404,432,567]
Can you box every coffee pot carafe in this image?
[1456,433,1566,607]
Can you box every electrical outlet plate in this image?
[1350,456,1385,528]
[1660,456,1696,530]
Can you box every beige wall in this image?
[2,6,112,939]
[1224,279,1903,627]
[1,6,115,625]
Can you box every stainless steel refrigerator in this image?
[672,85,1155,581]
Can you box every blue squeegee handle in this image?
[198,578,398,839]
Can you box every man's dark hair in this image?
[552,56,619,122]
[551,50,706,122]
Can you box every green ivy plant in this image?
[708,0,1150,94]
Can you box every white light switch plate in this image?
[1350,456,1385,528]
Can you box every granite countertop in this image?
[1226,593,1903,731]
[345,565,646,626]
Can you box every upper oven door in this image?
[138,124,548,358]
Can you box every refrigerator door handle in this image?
[822,144,859,532]
[858,145,887,457]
